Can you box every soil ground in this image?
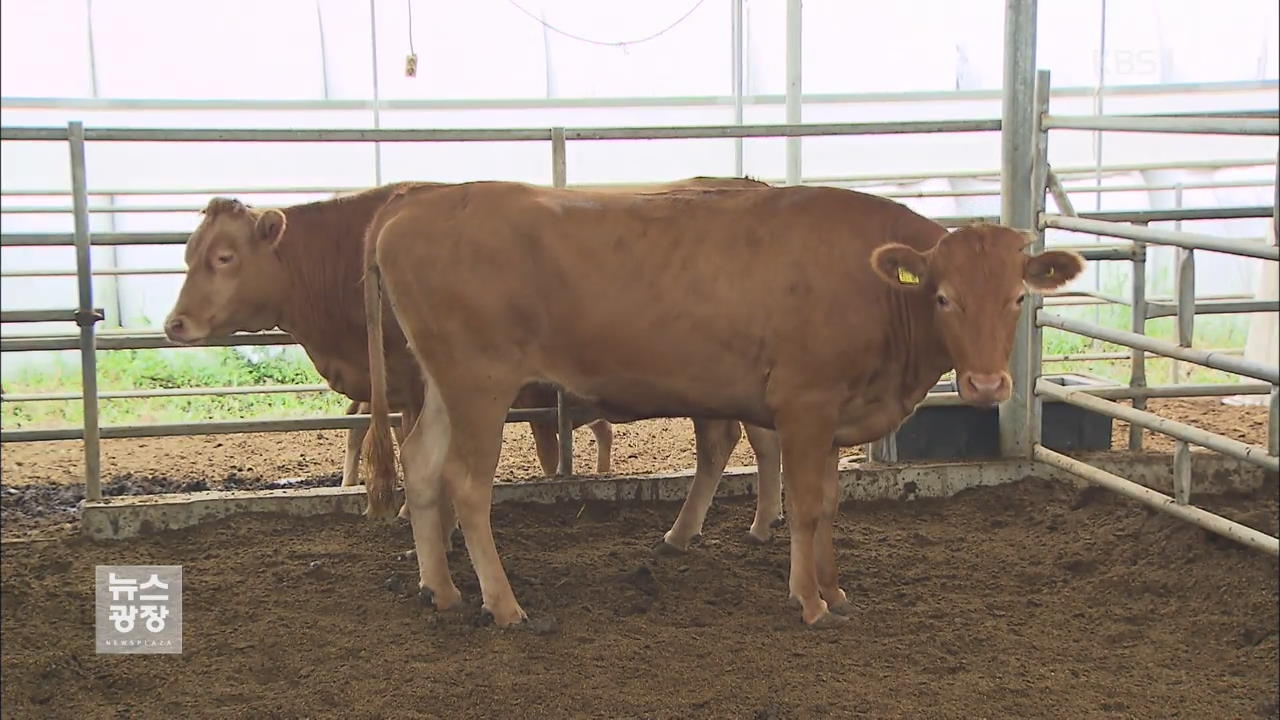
[1,478,1276,719]
[0,398,1277,718]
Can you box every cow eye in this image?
[215,252,234,266]
[935,294,951,309]
[1015,293,1026,307]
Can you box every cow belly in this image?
[564,374,770,426]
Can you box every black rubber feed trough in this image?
[891,373,1114,461]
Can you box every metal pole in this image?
[550,126,573,476]
[1270,387,1278,458]
[368,0,383,185]
[998,0,1038,457]
[1170,184,1186,383]
[1173,246,1194,385]
[1128,235,1148,452]
[1024,69,1052,450]
[784,0,801,185]
[1172,440,1192,504]
[1034,446,1278,556]
[551,127,566,188]
[731,0,744,177]
[68,121,102,501]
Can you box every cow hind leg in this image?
[743,424,784,544]
[399,384,463,612]
[659,419,741,553]
[439,380,528,627]
[529,421,560,477]
[590,420,613,474]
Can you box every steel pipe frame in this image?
[1034,446,1278,556]
[8,178,1275,215]
[1042,349,1242,363]
[0,119,1002,144]
[67,121,103,501]
[1043,114,1279,135]
[1027,67,1280,558]
[1,308,102,323]
[1145,299,1280,319]
[1036,379,1278,472]
[998,0,1039,459]
[5,158,1272,198]
[3,207,1271,250]
[3,78,1274,113]
[1038,310,1279,384]
[1042,214,1279,261]
[550,127,574,476]
[0,407,563,443]
[1,384,333,402]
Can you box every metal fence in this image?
[1010,69,1279,556]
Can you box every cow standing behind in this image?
[164,179,785,548]
[363,182,1084,627]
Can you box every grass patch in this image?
[2,347,348,430]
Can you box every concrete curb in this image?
[81,453,1270,540]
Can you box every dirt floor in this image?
[1,478,1276,719]
[0,398,1267,489]
[0,398,1270,539]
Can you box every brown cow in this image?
[363,181,1083,627]
[163,179,785,547]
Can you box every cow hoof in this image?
[770,515,787,529]
[806,611,850,629]
[743,530,770,546]
[419,586,463,612]
[828,599,856,617]
[653,539,686,556]
[479,606,528,628]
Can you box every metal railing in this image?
[0,114,1017,503]
[1012,69,1279,556]
[1,102,1276,544]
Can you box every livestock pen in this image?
[1,0,1277,716]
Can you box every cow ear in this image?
[871,243,929,291]
[1025,250,1084,290]
[255,209,287,245]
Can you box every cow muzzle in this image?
[958,371,1011,406]
[164,314,203,345]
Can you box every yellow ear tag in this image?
[897,267,921,285]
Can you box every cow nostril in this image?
[167,317,186,335]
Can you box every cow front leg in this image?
[660,418,741,552]
[743,423,784,544]
[812,446,852,615]
[342,401,365,486]
[776,407,846,628]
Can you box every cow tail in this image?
[361,193,406,520]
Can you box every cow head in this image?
[871,224,1084,406]
[164,198,289,344]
